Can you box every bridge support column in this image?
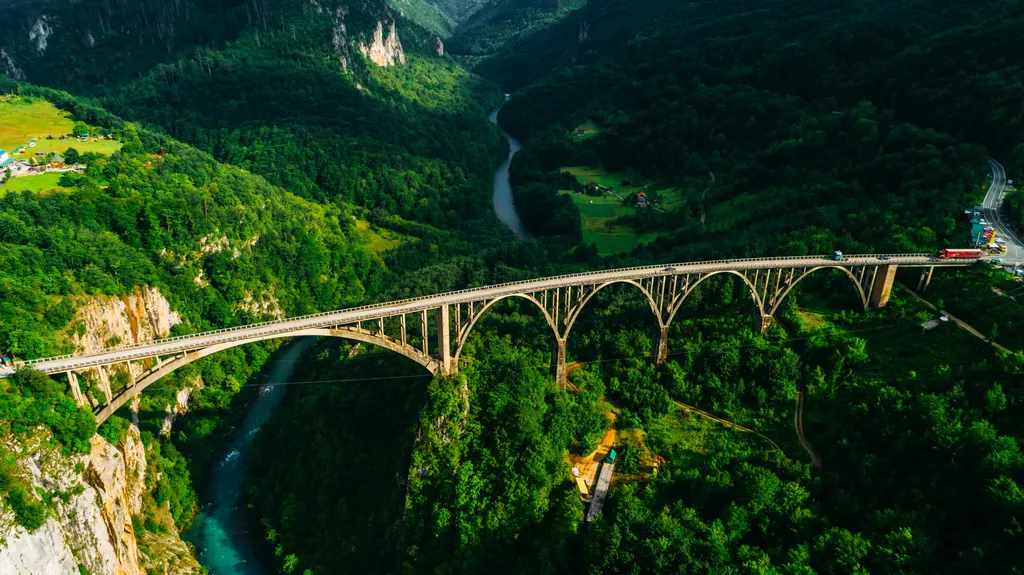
[651,324,670,365]
[869,265,898,307]
[551,336,567,390]
[438,304,453,375]
[916,266,934,292]
[754,314,773,335]
[66,371,86,407]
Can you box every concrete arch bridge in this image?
[0,254,971,425]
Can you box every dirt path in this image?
[568,411,617,489]
[672,401,783,453]
[898,284,1012,353]
[794,384,823,468]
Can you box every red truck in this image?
[938,248,983,259]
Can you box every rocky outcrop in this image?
[359,21,406,67]
[138,505,201,575]
[0,49,25,81]
[29,17,53,54]
[436,37,445,57]
[160,377,202,436]
[332,5,352,72]
[0,426,197,575]
[68,287,181,405]
[235,291,284,320]
[70,287,181,356]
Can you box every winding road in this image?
[983,159,1024,263]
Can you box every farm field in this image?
[558,189,659,255]
[0,172,66,197]
[561,165,684,209]
[559,164,685,255]
[0,96,122,157]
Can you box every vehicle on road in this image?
[879,255,891,261]
[833,251,844,261]
[664,267,676,272]
[938,248,983,259]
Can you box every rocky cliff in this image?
[359,21,407,67]
[0,426,200,575]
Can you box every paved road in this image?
[983,159,1024,264]
[1,254,969,377]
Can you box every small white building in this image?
[0,149,9,164]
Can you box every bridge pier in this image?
[438,304,453,375]
[754,314,773,334]
[66,371,86,407]
[869,264,898,307]
[551,336,567,390]
[651,324,670,365]
[916,266,934,293]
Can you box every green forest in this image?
[0,0,1023,573]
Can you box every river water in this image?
[184,338,315,575]
[489,106,530,239]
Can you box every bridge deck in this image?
[2,254,973,377]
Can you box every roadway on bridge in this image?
[983,159,1024,264]
[2,254,966,377]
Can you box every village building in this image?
[0,149,9,164]
[28,139,36,148]
[49,153,65,168]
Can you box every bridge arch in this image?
[665,270,765,326]
[766,265,868,316]
[452,293,557,366]
[93,327,436,425]
[561,279,661,338]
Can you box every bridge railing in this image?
[15,253,943,369]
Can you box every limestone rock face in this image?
[68,286,181,404]
[0,49,25,80]
[0,426,197,575]
[71,286,181,355]
[359,21,406,67]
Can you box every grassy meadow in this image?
[0,96,122,157]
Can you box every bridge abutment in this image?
[651,324,670,365]
[869,264,898,307]
[551,336,567,390]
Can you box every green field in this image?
[353,219,409,254]
[559,189,659,255]
[0,172,66,196]
[572,119,601,140]
[644,405,757,468]
[559,165,685,255]
[0,96,122,158]
[562,165,684,210]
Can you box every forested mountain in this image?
[0,0,508,229]
[3,0,1024,574]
